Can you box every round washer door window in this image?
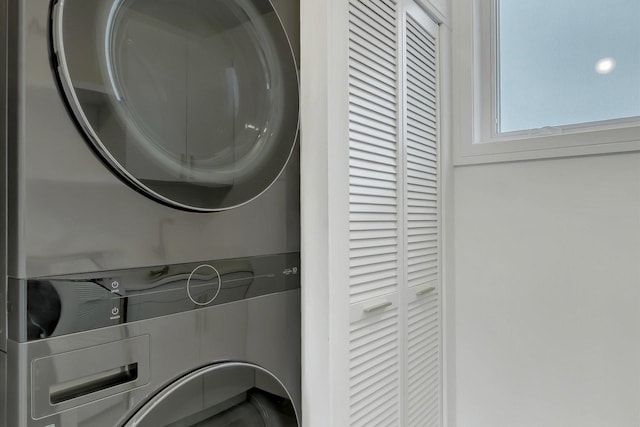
[52,0,299,211]
[124,363,299,426]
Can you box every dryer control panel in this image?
[7,252,300,342]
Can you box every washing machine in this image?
[0,0,301,425]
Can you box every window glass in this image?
[498,0,640,133]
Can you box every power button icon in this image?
[111,307,120,316]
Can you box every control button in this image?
[111,307,120,316]
[111,280,120,290]
[187,264,221,306]
[283,267,299,276]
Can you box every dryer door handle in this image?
[50,363,139,404]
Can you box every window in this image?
[453,0,640,164]
[497,0,640,134]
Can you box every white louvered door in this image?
[348,0,401,425]
[403,5,442,427]
[347,0,441,426]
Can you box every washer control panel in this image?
[8,252,300,342]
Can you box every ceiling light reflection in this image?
[595,57,616,74]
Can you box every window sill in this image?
[454,125,640,165]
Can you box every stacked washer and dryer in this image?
[0,0,301,425]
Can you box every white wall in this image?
[454,153,640,426]
[300,0,351,425]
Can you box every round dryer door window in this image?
[124,363,299,426]
[52,0,299,211]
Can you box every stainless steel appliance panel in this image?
[31,335,150,419]
[9,253,300,342]
[5,289,300,427]
[5,0,300,278]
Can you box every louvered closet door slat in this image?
[407,100,437,122]
[350,69,397,99]
[350,181,397,197]
[350,1,396,38]
[404,9,442,427]
[350,88,397,115]
[408,108,437,127]
[408,127,437,143]
[351,87,398,115]
[407,92,437,116]
[349,112,397,138]
[350,32,397,69]
[408,86,437,111]
[350,19,396,53]
[407,134,437,150]
[407,47,437,75]
[408,91,437,112]
[407,144,437,160]
[349,52,396,84]
[351,147,398,168]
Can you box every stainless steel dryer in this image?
[0,0,301,425]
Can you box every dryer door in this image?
[51,0,299,211]
[124,363,299,426]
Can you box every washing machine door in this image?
[124,363,299,426]
[51,0,299,211]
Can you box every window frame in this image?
[453,0,640,165]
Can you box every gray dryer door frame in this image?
[124,362,300,426]
[51,0,300,212]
